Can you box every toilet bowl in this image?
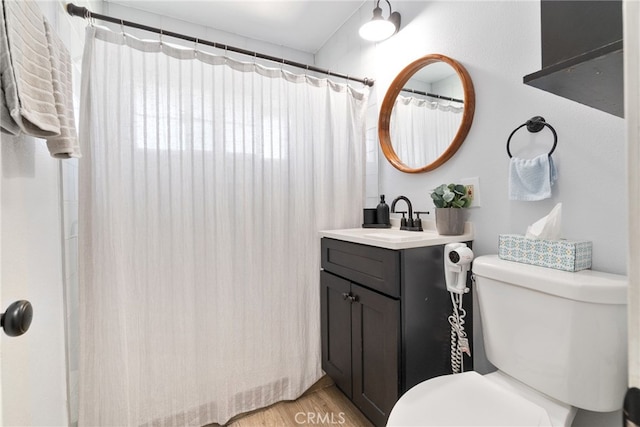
[388,371,576,426]
[387,255,627,427]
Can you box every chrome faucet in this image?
[391,195,425,231]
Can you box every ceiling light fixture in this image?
[359,0,401,42]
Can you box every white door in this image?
[0,137,68,425]
[625,0,640,398]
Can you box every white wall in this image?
[102,2,314,67]
[318,1,626,276]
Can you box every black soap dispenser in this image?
[377,195,391,226]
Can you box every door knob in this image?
[1,300,33,337]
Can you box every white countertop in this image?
[319,219,474,250]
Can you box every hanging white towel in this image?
[1,0,60,137]
[509,154,557,201]
[0,79,20,135]
[0,2,20,135]
[44,20,81,158]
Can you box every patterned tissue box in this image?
[498,234,592,272]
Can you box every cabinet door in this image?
[320,271,352,398]
[351,283,400,427]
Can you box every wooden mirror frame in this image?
[379,54,476,173]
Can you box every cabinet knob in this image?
[341,292,359,303]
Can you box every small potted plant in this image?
[430,183,472,235]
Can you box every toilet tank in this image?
[472,255,627,412]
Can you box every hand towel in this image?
[44,19,81,158]
[2,0,60,137]
[509,154,557,201]
[0,3,20,135]
[1,83,20,135]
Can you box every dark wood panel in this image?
[400,244,474,392]
[351,283,400,427]
[540,0,622,68]
[525,0,623,117]
[524,44,623,117]
[321,238,400,297]
[320,240,475,427]
[321,271,353,398]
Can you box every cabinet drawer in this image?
[321,238,400,297]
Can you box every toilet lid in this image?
[387,371,553,426]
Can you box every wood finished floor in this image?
[208,377,374,427]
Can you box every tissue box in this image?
[498,234,592,272]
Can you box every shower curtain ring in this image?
[159,29,164,47]
[84,9,94,26]
[120,19,125,38]
[194,38,199,56]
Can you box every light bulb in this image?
[359,18,396,41]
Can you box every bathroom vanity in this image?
[319,223,474,426]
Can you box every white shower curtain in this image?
[78,27,368,426]
[390,95,463,168]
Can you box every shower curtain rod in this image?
[65,3,374,87]
[401,87,464,104]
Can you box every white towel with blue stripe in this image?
[509,154,557,201]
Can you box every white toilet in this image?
[387,255,628,426]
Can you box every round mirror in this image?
[379,54,475,173]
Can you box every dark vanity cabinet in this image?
[321,271,400,426]
[320,238,473,426]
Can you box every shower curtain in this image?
[390,95,462,167]
[78,27,368,426]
